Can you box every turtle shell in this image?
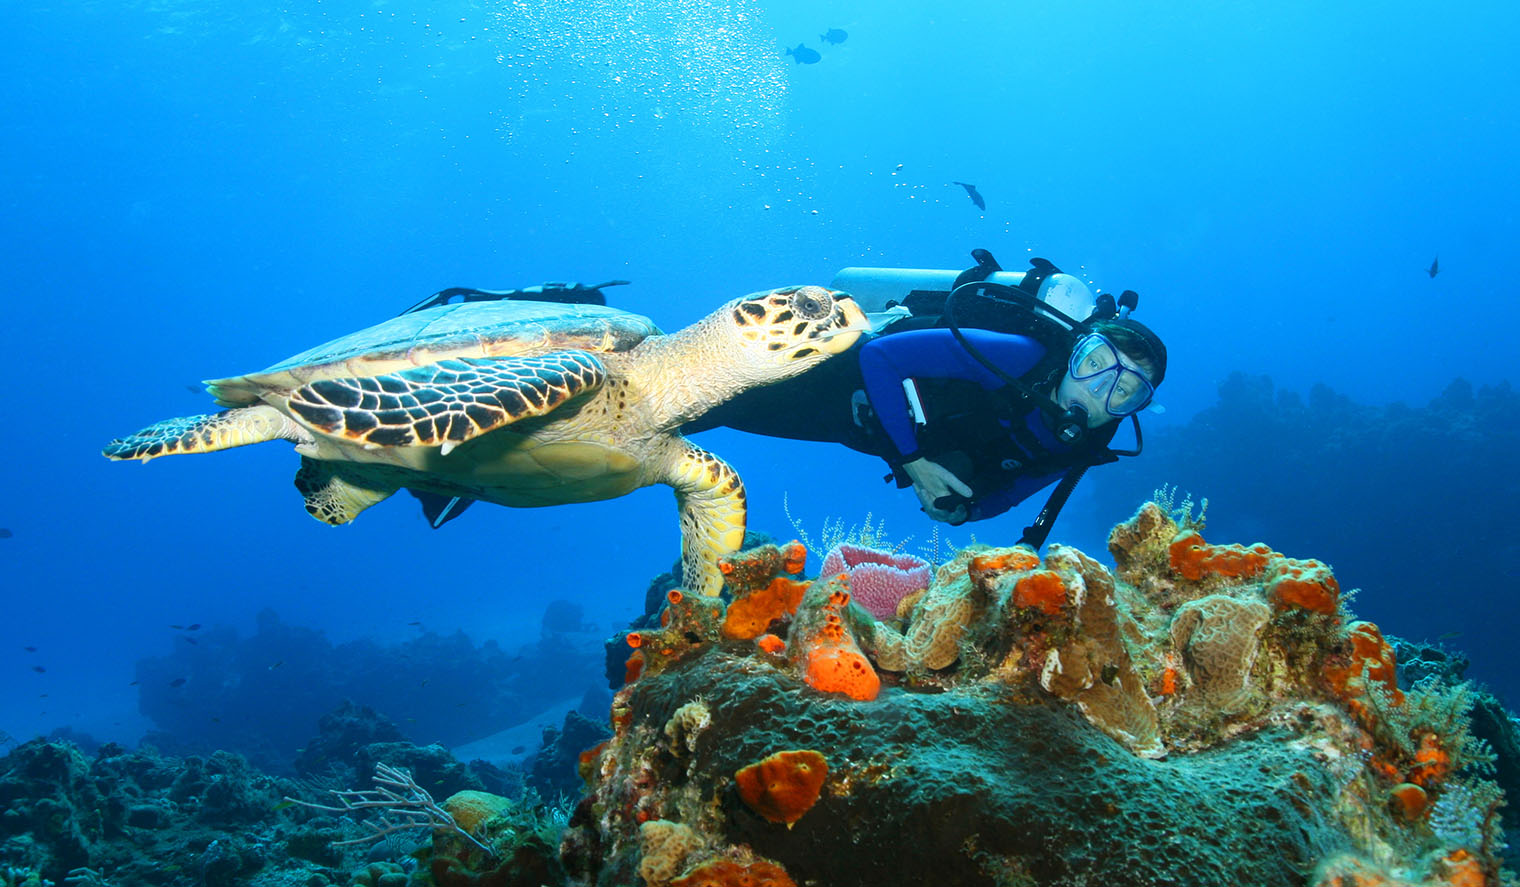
[206,301,661,407]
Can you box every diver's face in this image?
[1056,338,1154,427]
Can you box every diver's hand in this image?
[901,457,973,524]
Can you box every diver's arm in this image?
[858,329,1046,460]
[967,469,1065,521]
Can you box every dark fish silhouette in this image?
[169,677,187,687]
[23,646,36,653]
[0,528,12,539]
[1427,256,1439,278]
[953,181,986,210]
[31,666,45,674]
[786,43,821,64]
[820,28,848,45]
[186,623,201,631]
[169,624,184,630]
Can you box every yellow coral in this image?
[638,819,704,887]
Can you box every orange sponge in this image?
[723,577,809,640]
[670,858,796,887]
[805,645,881,701]
[1268,558,1341,614]
[1322,621,1404,729]
[799,589,881,701]
[1011,570,1067,615]
[1168,530,1273,582]
[734,749,828,826]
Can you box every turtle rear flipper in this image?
[287,352,606,454]
[103,405,301,462]
[408,489,476,528]
[295,458,396,524]
[659,437,748,598]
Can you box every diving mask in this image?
[1067,333,1155,417]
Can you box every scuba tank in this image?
[831,249,1150,549]
[830,259,1097,334]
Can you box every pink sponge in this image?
[820,543,931,621]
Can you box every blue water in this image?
[3,0,1517,747]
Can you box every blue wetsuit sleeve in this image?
[858,329,1046,461]
[969,470,1065,521]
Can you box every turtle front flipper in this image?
[295,458,397,524]
[103,405,303,462]
[658,436,748,597]
[287,352,606,454]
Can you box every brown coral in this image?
[1036,546,1164,757]
[1168,594,1272,713]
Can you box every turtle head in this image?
[726,286,869,370]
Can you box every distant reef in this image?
[6,504,1517,886]
[134,605,607,774]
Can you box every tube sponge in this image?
[820,542,930,621]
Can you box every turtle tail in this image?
[102,405,300,462]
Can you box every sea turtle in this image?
[103,286,867,597]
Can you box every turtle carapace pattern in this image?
[103,286,868,597]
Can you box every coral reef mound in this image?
[564,504,1513,887]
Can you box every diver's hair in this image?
[1090,318,1167,386]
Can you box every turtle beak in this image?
[810,296,869,354]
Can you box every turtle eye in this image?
[791,291,829,318]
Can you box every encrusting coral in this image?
[564,501,1515,887]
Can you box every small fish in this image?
[268,660,284,670]
[23,646,36,653]
[182,637,198,645]
[0,528,12,539]
[894,163,903,172]
[785,43,821,65]
[272,799,297,812]
[186,623,201,631]
[1437,631,1462,641]
[408,620,423,626]
[820,28,848,45]
[169,624,184,630]
[952,181,986,210]
[511,745,526,754]
[184,383,204,396]
[1427,256,1439,278]
[169,677,187,687]
[31,666,45,674]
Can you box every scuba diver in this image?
[684,249,1167,549]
